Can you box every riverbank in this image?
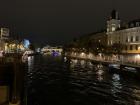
[0,54,25,105]
[27,54,140,105]
[65,54,140,81]
[65,52,140,68]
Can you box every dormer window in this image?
[136,22,140,27]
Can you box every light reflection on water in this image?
[111,74,122,96]
[70,59,78,68]
[28,56,34,72]
[80,60,85,68]
[96,69,104,81]
[26,56,140,105]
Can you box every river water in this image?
[26,55,140,105]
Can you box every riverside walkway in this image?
[66,55,140,69]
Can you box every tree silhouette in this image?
[29,44,35,51]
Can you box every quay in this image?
[66,55,140,68]
[66,55,140,79]
[0,53,25,105]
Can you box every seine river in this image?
[25,55,140,105]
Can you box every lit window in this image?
[138,46,140,50]
[136,36,139,41]
[126,36,130,42]
[133,36,136,42]
[111,40,112,45]
[119,24,120,28]
[107,28,109,32]
[112,24,116,26]
[112,27,115,31]
[136,45,138,50]
[136,22,140,27]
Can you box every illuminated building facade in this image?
[0,28,29,53]
[107,10,120,33]
[0,28,10,51]
[0,28,9,40]
[107,10,140,54]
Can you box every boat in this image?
[122,66,137,73]
[108,63,120,73]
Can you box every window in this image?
[136,36,139,41]
[107,28,109,32]
[126,37,128,42]
[111,40,112,45]
[131,36,133,42]
[128,36,130,42]
[119,24,120,28]
[133,36,136,42]
[130,45,133,50]
[112,27,115,31]
[136,22,140,27]
[136,45,138,50]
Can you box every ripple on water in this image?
[26,56,140,105]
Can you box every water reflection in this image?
[70,59,93,69]
[87,61,93,69]
[27,56,140,105]
[111,74,122,95]
[28,56,34,72]
[70,59,78,68]
[95,64,104,81]
[96,70,104,81]
[132,87,140,105]
[64,57,67,62]
[80,60,85,68]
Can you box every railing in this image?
[66,52,140,67]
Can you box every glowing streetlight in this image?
[138,46,140,50]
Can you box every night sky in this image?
[0,0,140,45]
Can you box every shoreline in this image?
[66,55,140,69]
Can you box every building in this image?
[107,10,140,54]
[0,28,10,51]
[107,10,121,33]
[0,28,28,53]
[90,32,107,46]
[0,28,9,40]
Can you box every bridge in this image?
[41,46,63,55]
